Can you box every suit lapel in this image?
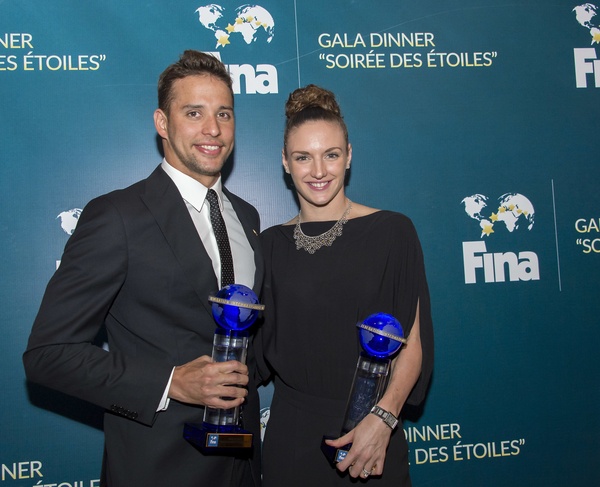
[140,166,216,316]
[224,187,264,296]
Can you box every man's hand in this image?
[168,355,249,408]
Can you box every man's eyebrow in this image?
[181,104,234,111]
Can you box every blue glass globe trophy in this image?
[321,312,406,465]
[184,284,264,454]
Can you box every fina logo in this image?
[195,4,278,95]
[206,50,279,95]
[460,194,539,284]
[573,3,600,87]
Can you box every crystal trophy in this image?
[321,312,406,465]
[184,284,264,454]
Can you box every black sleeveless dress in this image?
[257,211,433,486]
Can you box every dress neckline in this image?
[282,209,385,227]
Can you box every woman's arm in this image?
[326,303,423,479]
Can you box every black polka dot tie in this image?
[206,189,235,287]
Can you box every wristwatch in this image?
[370,405,399,430]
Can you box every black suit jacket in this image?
[24,166,264,487]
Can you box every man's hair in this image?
[157,50,233,113]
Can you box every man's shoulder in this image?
[81,166,172,219]
[223,187,259,215]
[94,166,167,204]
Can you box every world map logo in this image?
[57,208,82,235]
[573,3,600,44]
[195,4,275,48]
[461,193,535,238]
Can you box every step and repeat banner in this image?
[2,1,599,486]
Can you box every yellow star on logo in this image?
[482,224,494,236]
[235,17,244,24]
[498,206,506,213]
[490,212,498,222]
[217,35,230,47]
[508,204,515,211]
[226,23,236,33]
[593,32,600,45]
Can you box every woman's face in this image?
[283,119,352,214]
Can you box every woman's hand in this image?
[325,413,393,479]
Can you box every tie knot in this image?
[206,188,219,208]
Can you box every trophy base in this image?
[321,435,352,465]
[184,422,253,454]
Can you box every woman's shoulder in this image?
[351,203,415,227]
[260,222,292,241]
[351,207,420,246]
[260,223,283,235]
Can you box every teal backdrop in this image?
[2,1,599,485]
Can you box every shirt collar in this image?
[160,159,224,212]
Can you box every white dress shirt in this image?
[160,160,255,288]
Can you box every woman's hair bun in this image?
[285,84,341,119]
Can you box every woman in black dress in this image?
[258,84,433,486]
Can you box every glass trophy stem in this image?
[211,327,249,362]
[321,353,391,464]
[185,328,253,452]
[203,328,249,426]
[340,353,390,434]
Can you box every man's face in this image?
[154,74,235,187]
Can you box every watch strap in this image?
[370,405,399,430]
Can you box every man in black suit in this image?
[23,50,263,487]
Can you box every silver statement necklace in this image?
[293,199,353,254]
